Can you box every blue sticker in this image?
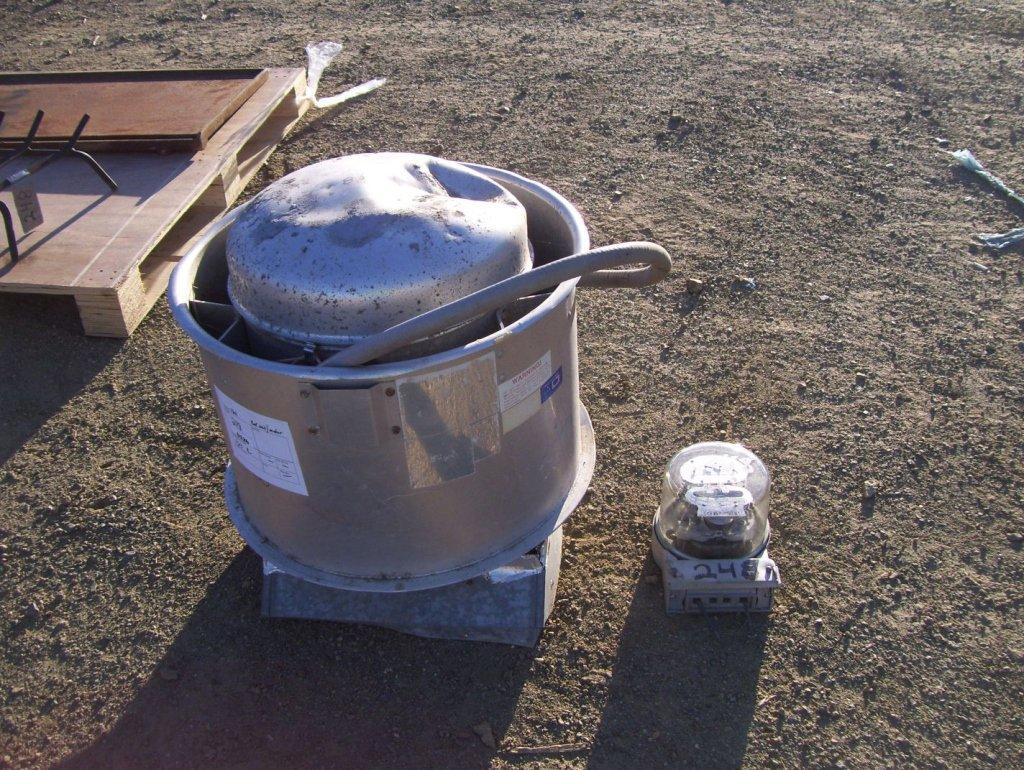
[540,366,563,403]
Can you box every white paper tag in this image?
[12,184,44,232]
[215,387,308,496]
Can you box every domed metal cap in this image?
[226,152,532,348]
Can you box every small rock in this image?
[863,481,878,500]
[89,495,118,509]
[611,190,623,200]
[934,137,950,148]
[1007,533,1024,549]
[818,294,831,302]
[796,381,807,395]
[813,618,824,632]
[472,721,496,749]
[869,136,881,150]
[685,277,705,295]
[855,372,868,387]
[158,666,179,682]
[731,274,756,292]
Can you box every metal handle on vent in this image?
[318,241,672,367]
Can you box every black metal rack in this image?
[0,110,117,264]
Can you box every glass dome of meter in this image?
[656,442,771,559]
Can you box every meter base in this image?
[261,527,562,647]
[651,526,780,615]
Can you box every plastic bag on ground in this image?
[304,41,386,109]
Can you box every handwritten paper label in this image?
[12,184,43,232]
[215,387,308,496]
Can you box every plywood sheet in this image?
[0,69,269,151]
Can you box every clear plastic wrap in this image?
[304,41,386,109]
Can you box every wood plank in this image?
[0,152,192,288]
[0,69,268,151]
[73,269,147,337]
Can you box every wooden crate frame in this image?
[0,67,309,337]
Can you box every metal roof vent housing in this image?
[226,153,532,359]
[169,154,671,593]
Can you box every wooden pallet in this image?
[0,67,309,337]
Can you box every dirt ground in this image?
[1,1,1023,768]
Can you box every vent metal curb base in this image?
[261,527,562,647]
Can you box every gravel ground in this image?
[1,1,1023,768]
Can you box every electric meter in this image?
[652,442,780,613]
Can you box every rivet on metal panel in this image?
[391,425,402,435]
[385,387,396,397]
[296,385,320,436]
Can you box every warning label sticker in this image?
[499,351,552,412]
[215,387,308,496]
[498,351,556,433]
